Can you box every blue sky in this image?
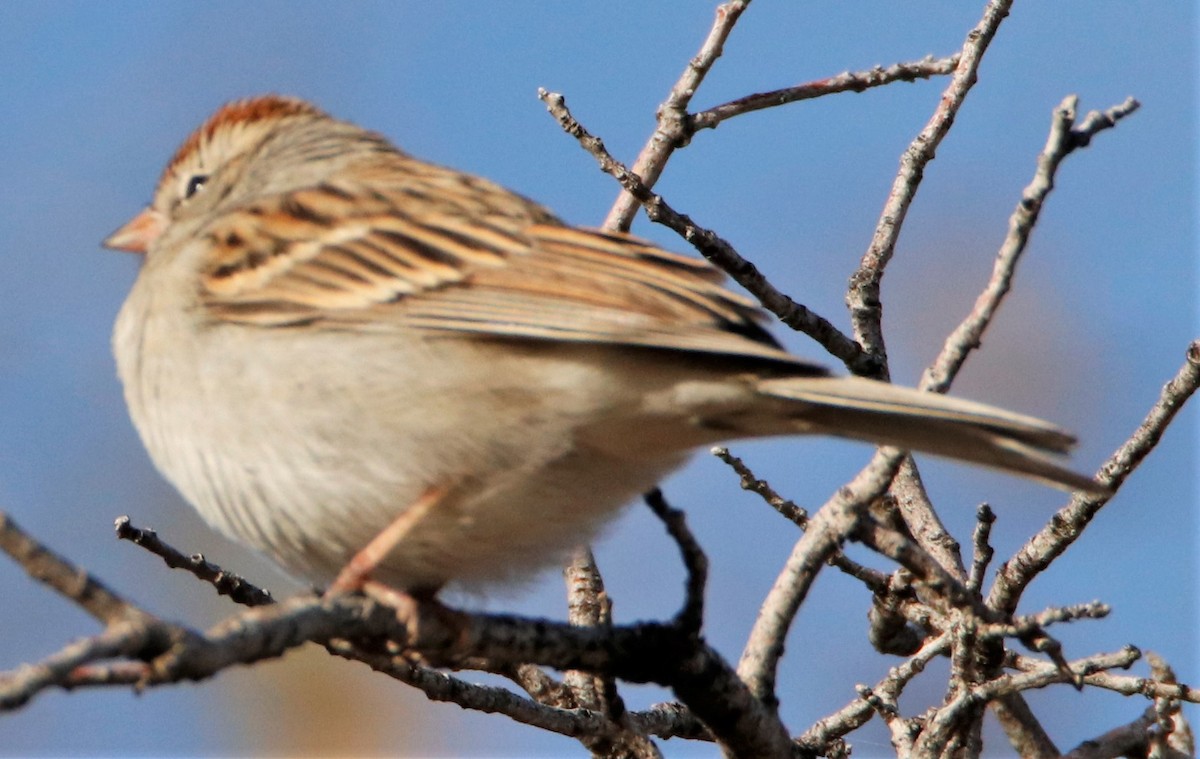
[0,3,1194,756]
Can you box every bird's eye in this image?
[184,174,209,199]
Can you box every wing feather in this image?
[197,170,817,369]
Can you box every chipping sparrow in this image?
[106,95,1100,593]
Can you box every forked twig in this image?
[848,0,1017,370]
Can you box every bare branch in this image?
[1007,657,1200,705]
[1061,662,1195,759]
[855,507,975,611]
[330,638,605,740]
[0,511,148,626]
[992,694,1061,759]
[564,549,610,632]
[857,683,914,755]
[737,448,904,705]
[628,703,713,743]
[848,0,1015,370]
[0,619,162,709]
[325,638,659,749]
[499,662,576,708]
[887,97,1139,590]
[867,574,926,657]
[967,504,996,594]
[115,516,274,607]
[917,647,1142,755]
[712,446,888,593]
[689,55,959,133]
[0,577,787,758]
[605,0,751,231]
[981,601,1110,641]
[562,547,620,722]
[989,341,1200,613]
[114,515,643,745]
[798,633,951,753]
[888,459,967,579]
[368,590,768,749]
[1064,707,1163,759]
[605,14,958,231]
[840,0,1022,611]
[921,95,1140,394]
[538,87,871,372]
[644,489,707,635]
[1146,651,1194,759]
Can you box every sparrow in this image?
[105,95,1100,593]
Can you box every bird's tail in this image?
[755,375,1105,494]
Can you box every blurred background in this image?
[0,2,1194,756]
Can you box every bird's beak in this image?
[103,207,167,254]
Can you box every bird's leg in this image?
[324,486,468,661]
[326,485,446,597]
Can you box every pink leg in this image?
[326,486,446,596]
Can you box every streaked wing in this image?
[198,171,817,369]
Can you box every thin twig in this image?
[1008,655,1200,704]
[737,448,904,706]
[921,95,1140,394]
[323,638,644,747]
[0,511,147,626]
[115,516,274,606]
[689,55,960,133]
[980,601,1110,641]
[540,87,870,372]
[917,646,1142,755]
[644,490,707,635]
[967,504,996,593]
[846,0,1016,370]
[989,341,1200,614]
[712,446,888,593]
[798,633,951,753]
[605,0,751,231]
[712,447,807,525]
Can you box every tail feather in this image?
[756,376,1105,494]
